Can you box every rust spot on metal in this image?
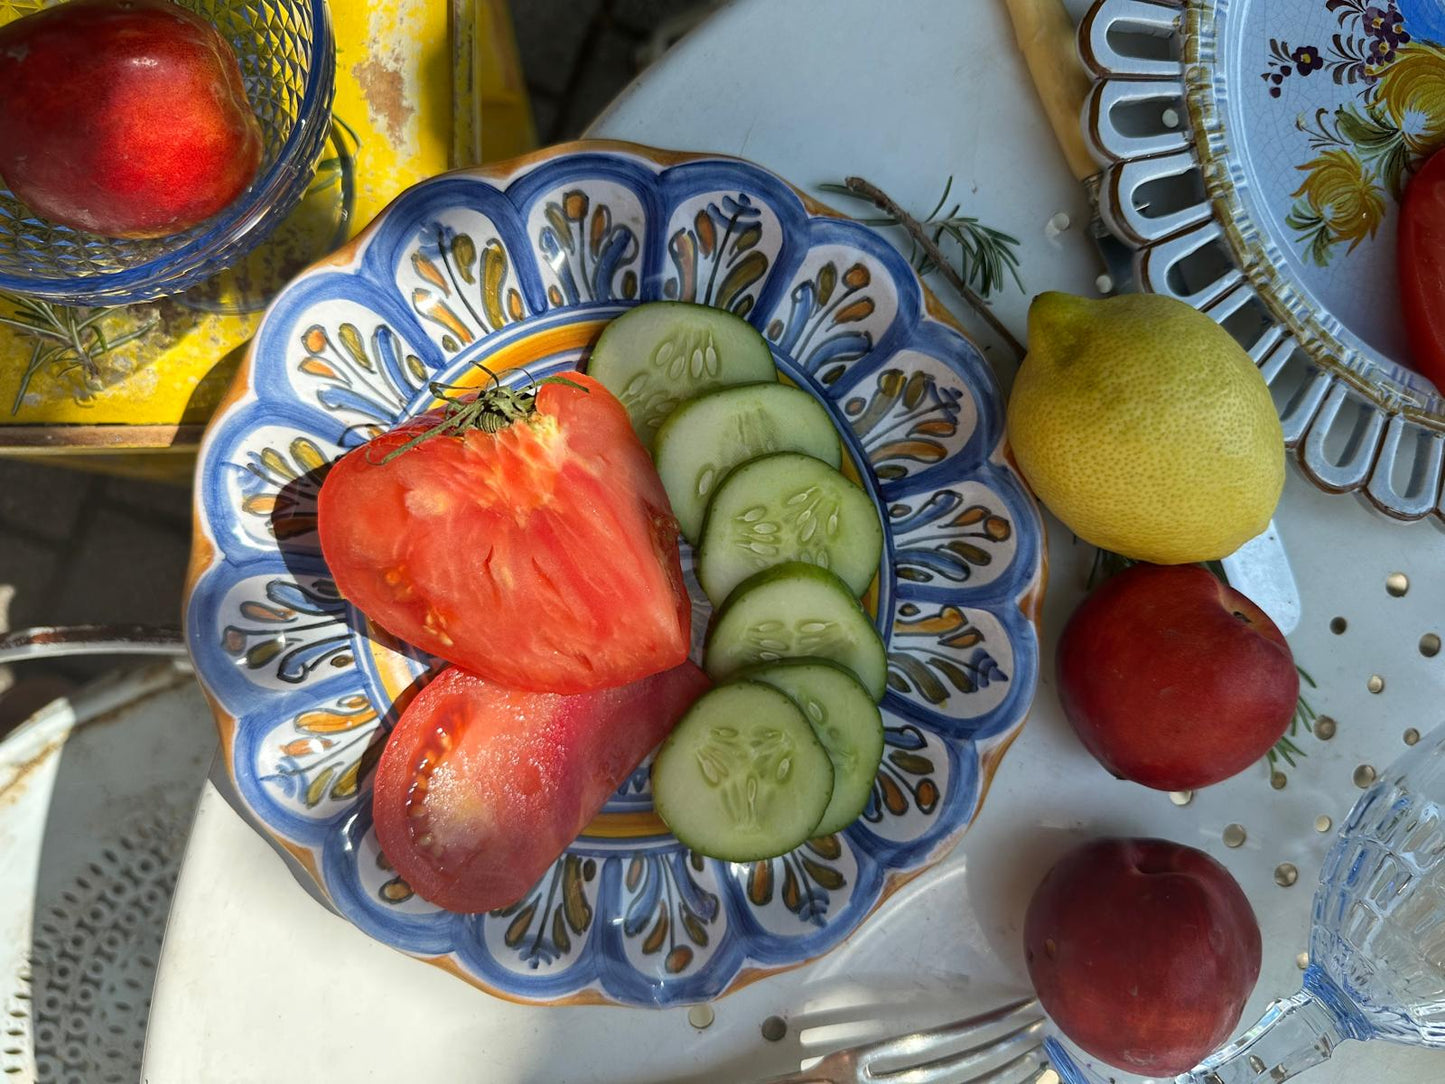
[353,54,412,145]
[0,738,62,810]
[1,664,191,809]
[75,665,191,734]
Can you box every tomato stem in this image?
[376,369,588,464]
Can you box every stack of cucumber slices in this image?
[589,302,889,861]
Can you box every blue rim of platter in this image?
[185,141,1047,1006]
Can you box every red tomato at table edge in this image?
[372,661,711,913]
[317,372,691,695]
[1399,147,1445,392]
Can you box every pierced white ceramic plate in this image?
[1081,0,1445,521]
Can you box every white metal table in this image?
[141,2,1445,1080]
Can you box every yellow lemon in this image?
[1005,292,1284,564]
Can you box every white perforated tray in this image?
[0,664,215,1084]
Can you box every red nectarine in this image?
[1025,837,1262,1076]
[0,0,263,238]
[1057,563,1298,790]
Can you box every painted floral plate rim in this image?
[1082,0,1445,521]
[184,140,1046,1006]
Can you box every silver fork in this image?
[760,996,1056,1084]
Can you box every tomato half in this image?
[318,371,691,694]
[372,662,710,913]
[1399,147,1445,391]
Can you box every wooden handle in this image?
[1003,0,1099,183]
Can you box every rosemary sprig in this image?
[0,292,158,413]
[376,369,587,464]
[1268,665,1319,772]
[822,176,1025,297]
[818,176,1026,358]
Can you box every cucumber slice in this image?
[697,452,883,604]
[651,682,834,861]
[736,659,885,836]
[587,302,777,449]
[704,563,889,701]
[654,384,843,544]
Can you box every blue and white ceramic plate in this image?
[185,142,1046,1006]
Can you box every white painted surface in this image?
[1,664,215,1083]
[142,1,1445,1080]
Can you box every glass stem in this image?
[1179,977,1358,1084]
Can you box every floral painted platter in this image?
[1081,0,1445,521]
[184,141,1045,1006]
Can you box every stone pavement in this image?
[0,0,710,734]
[0,460,193,727]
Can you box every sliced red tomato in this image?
[1399,147,1445,391]
[373,661,710,913]
[318,371,690,694]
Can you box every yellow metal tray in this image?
[0,0,534,476]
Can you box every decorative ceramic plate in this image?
[1081,0,1445,521]
[184,141,1045,1006]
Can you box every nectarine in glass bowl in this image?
[0,0,334,305]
